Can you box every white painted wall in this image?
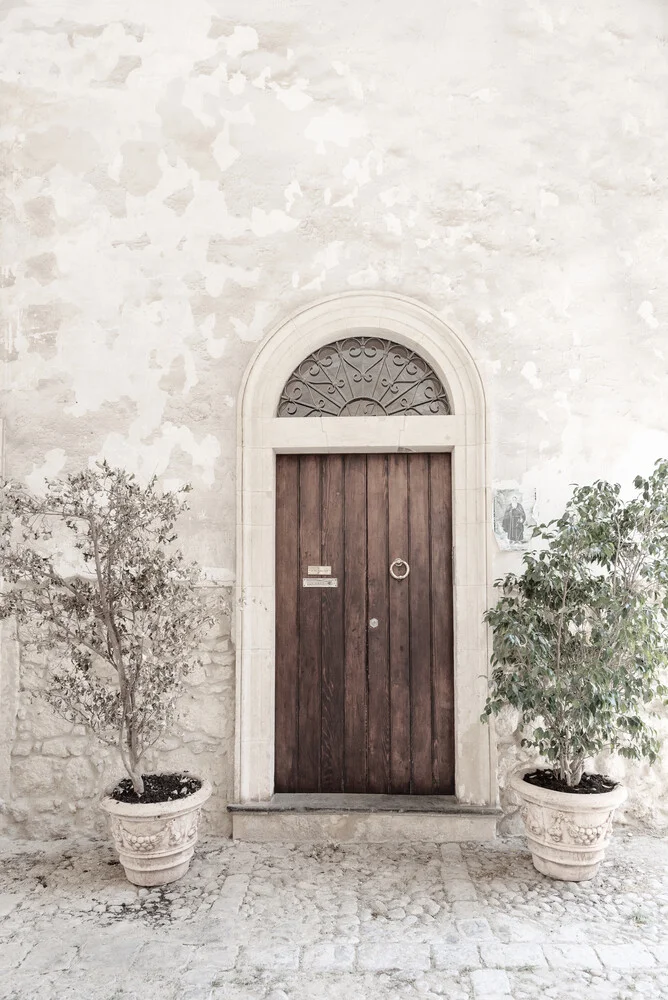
[1,0,667,835]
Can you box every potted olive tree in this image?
[483,460,668,881]
[0,462,219,886]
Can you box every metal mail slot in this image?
[307,565,332,576]
[303,578,338,588]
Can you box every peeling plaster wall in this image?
[1,0,668,835]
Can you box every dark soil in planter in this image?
[524,769,618,794]
[110,773,202,804]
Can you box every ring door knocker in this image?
[389,557,410,581]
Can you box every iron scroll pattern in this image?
[277,338,451,417]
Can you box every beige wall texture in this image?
[1,0,668,837]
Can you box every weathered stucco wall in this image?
[2,0,668,836]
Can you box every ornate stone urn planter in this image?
[101,779,212,886]
[511,768,627,882]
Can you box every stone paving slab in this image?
[0,833,667,998]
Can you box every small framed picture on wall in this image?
[493,485,537,551]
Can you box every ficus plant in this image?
[0,462,216,796]
[482,459,668,788]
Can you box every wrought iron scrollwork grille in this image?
[277,337,451,417]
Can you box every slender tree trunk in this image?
[90,520,145,794]
[128,750,144,795]
[128,712,144,795]
[119,712,144,794]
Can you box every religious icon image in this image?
[493,486,537,550]
[502,495,526,542]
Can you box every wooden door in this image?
[275,453,454,795]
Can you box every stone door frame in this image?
[235,291,496,807]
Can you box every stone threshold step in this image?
[228,795,501,843]
[228,793,500,815]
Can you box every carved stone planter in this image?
[511,768,627,882]
[100,779,212,886]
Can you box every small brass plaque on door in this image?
[307,565,332,576]
[303,578,338,588]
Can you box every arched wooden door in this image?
[274,451,454,795]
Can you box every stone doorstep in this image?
[228,795,501,842]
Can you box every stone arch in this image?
[234,292,495,812]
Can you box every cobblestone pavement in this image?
[1,832,667,1000]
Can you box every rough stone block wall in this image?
[1,595,234,838]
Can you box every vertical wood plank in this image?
[387,454,411,794]
[343,455,368,792]
[429,453,455,793]
[320,455,345,791]
[297,455,322,791]
[408,453,433,794]
[366,454,390,793]
[274,456,300,793]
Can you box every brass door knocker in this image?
[389,558,410,580]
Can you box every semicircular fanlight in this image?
[277,337,451,417]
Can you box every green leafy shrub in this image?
[0,462,218,795]
[482,460,668,787]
